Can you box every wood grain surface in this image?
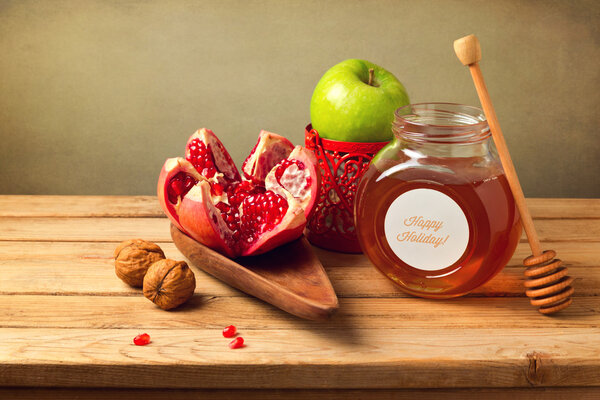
[2,387,600,400]
[1,196,599,397]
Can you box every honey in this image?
[355,103,522,298]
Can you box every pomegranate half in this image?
[158,128,320,257]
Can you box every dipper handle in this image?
[453,34,572,314]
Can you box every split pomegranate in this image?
[158,128,320,257]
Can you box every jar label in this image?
[384,188,469,271]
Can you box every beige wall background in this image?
[0,0,598,197]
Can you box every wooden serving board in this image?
[170,224,339,320]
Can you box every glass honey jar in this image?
[355,103,522,298]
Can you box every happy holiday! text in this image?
[397,216,448,248]
[403,216,444,232]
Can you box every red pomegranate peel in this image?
[242,130,294,184]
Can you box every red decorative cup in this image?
[304,124,389,253]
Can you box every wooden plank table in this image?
[0,196,598,399]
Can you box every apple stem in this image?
[368,68,374,86]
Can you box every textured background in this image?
[0,0,598,197]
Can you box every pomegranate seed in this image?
[133,333,151,346]
[170,179,184,196]
[167,172,197,204]
[186,138,220,179]
[237,190,288,243]
[184,175,195,189]
[222,325,237,338]
[212,183,224,196]
[241,181,253,190]
[229,337,244,349]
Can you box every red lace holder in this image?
[304,125,388,253]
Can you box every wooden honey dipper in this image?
[453,34,573,314]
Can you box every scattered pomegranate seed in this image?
[229,337,244,349]
[133,333,151,346]
[222,325,237,338]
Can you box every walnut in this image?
[114,239,165,287]
[143,259,196,310]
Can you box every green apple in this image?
[310,59,410,142]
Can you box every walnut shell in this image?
[143,259,196,310]
[114,239,165,287]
